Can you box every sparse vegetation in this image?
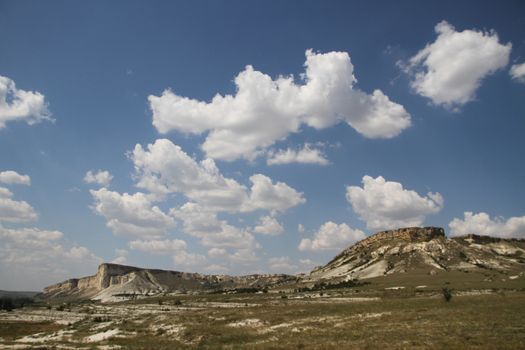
[0,297,34,311]
[442,287,453,302]
[1,288,525,348]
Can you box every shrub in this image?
[0,298,14,311]
[442,287,453,302]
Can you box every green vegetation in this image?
[442,287,453,302]
[1,271,525,349]
[0,297,34,311]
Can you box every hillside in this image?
[40,227,525,302]
[308,227,525,282]
[41,263,295,302]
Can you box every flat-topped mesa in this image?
[354,227,445,250]
[456,234,525,244]
[324,227,446,268]
[96,263,142,289]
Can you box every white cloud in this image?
[84,170,113,187]
[129,239,187,254]
[131,139,248,211]
[267,144,329,166]
[0,75,52,129]
[0,226,63,242]
[172,250,206,268]
[449,212,525,238]
[0,186,38,223]
[0,226,102,290]
[131,139,305,213]
[204,264,229,274]
[0,170,31,185]
[149,50,411,161]
[298,221,366,251]
[510,62,525,84]
[404,21,511,108]
[253,215,284,235]
[171,202,259,250]
[246,174,305,213]
[298,223,305,233]
[90,188,175,238]
[346,176,444,231]
[268,256,298,273]
[207,247,228,259]
[111,249,128,264]
[268,257,319,273]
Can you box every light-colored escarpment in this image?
[42,263,295,302]
[41,227,525,301]
[308,227,525,282]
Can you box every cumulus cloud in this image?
[84,170,113,187]
[131,139,248,211]
[268,256,319,273]
[0,226,102,290]
[510,62,525,84]
[298,223,305,233]
[346,175,444,231]
[90,188,175,238]
[0,186,38,223]
[246,174,305,213]
[266,144,329,166]
[253,215,284,235]
[404,21,511,108]
[207,247,228,259]
[129,239,187,254]
[112,249,128,265]
[0,75,52,129]
[0,170,30,185]
[149,50,411,161]
[449,212,525,238]
[131,139,305,213]
[171,203,259,251]
[172,250,206,268]
[298,221,366,251]
[204,264,229,274]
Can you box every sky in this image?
[1,0,524,291]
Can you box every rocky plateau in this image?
[41,227,525,302]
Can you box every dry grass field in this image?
[1,276,525,349]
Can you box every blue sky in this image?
[1,0,524,290]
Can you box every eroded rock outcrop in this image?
[41,227,525,301]
[308,227,525,282]
[41,263,295,301]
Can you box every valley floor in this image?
[1,287,525,349]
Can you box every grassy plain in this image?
[1,274,524,349]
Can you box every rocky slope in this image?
[42,263,295,302]
[308,227,525,282]
[41,227,525,301]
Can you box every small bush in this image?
[442,287,453,302]
[0,298,14,311]
[93,316,110,322]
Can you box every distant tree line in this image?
[0,297,34,311]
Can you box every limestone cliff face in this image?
[42,263,141,298]
[42,227,525,301]
[308,226,525,282]
[41,263,295,301]
[353,227,445,250]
